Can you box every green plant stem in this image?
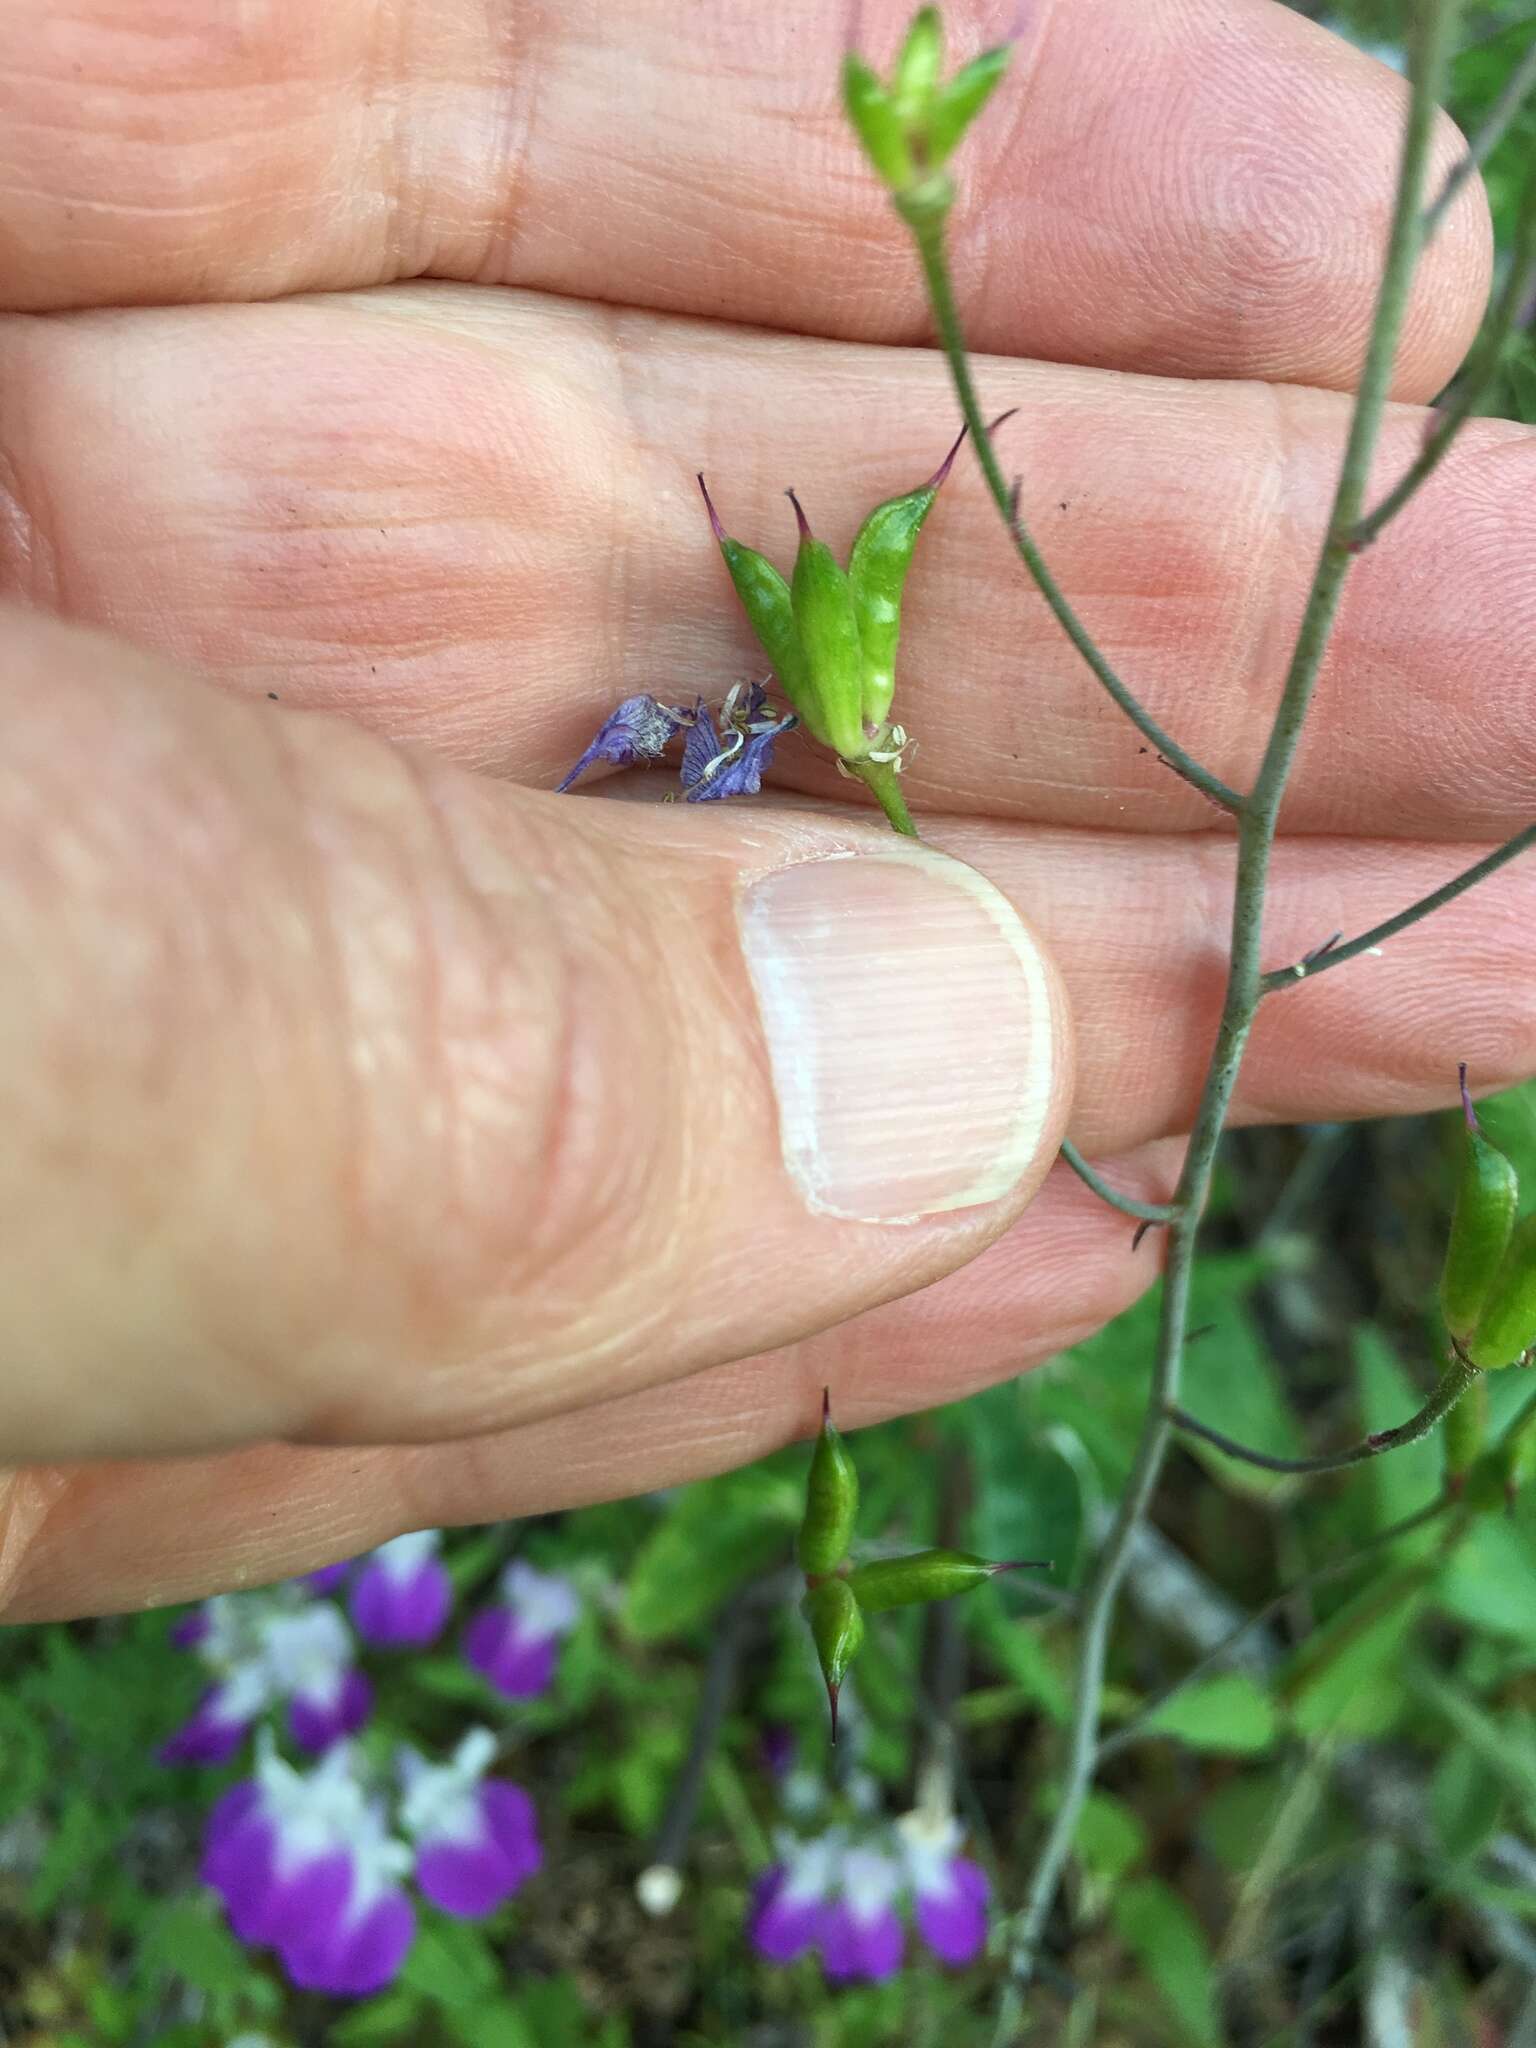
[1423,30,1536,238]
[1262,823,1536,993]
[983,4,1462,2014]
[1059,1139,1178,1225]
[846,756,918,835]
[1356,167,1536,548]
[1168,1356,1481,1477]
[900,203,1243,819]
[1095,1497,1452,1764]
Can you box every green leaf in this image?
[137,1901,253,1996]
[1140,1671,1280,1755]
[624,1467,800,1642]
[1355,1328,1444,1533]
[401,1921,500,2008]
[1174,1261,1306,1501]
[968,1383,1085,1587]
[330,1989,429,2045]
[1437,1515,1536,1647]
[1431,1742,1506,1864]
[1287,1569,1430,1739]
[446,2002,539,2048]
[1111,1876,1222,2046]
[1073,1791,1147,1883]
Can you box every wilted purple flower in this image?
[897,1810,990,1967]
[348,1530,451,1649]
[679,682,795,803]
[202,1737,415,1998]
[261,1607,373,1755]
[463,1560,579,1700]
[397,1728,541,1919]
[557,694,691,792]
[819,1846,906,1983]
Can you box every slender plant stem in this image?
[1096,1498,1450,1764]
[982,4,1463,2014]
[1423,29,1536,238]
[1168,1356,1481,1477]
[1262,823,1536,993]
[900,206,1243,818]
[847,756,918,835]
[1059,1139,1178,1225]
[1356,167,1536,547]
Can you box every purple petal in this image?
[412,1781,540,1920]
[557,695,686,792]
[679,705,722,789]
[288,1668,373,1755]
[302,1562,355,1595]
[463,1609,558,1700]
[749,1868,825,1964]
[282,1886,415,1998]
[159,1686,253,1766]
[481,1781,542,1885]
[684,720,791,803]
[200,1788,270,1901]
[255,1848,354,1956]
[349,1556,452,1648]
[914,1857,990,1966]
[820,1900,905,1983]
[168,1609,210,1649]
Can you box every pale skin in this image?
[0,0,1532,1622]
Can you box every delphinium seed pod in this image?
[785,489,869,761]
[1441,1065,1519,1341]
[847,426,965,730]
[1466,1212,1536,1369]
[796,1390,859,1579]
[801,1578,864,1743]
[845,1547,1048,1612]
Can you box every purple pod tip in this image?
[827,1679,841,1743]
[989,1559,1053,1576]
[785,487,812,541]
[821,1386,832,1427]
[987,407,1020,437]
[925,422,969,492]
[1460,1061,1478,1131]
[696,472,727,545]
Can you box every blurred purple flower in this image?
[398,1728,541,1919]
[463,1560,579,1700]
[557,694,691,792]
[160,1595,279,1765]
[749,1834,839,1964]
[202,1738,415,1998]
[348,1530,451,1649]
[159,1671,271,1766]
[168,1609,211,1650]
[897,1811,990,1967]
[819,1846,905,1983]
[302,1562,355,1596]
[261,1607,373,1755]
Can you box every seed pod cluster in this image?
[843,7,1012,205]
[1442,1070,1536,1372]
[796,1393,1048,1738]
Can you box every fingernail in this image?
[740,845,1056,1223]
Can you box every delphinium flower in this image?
[463,1559,580,1700]
[348,1530,452,1648]
[749,1828,907,1983]
[202,1736,415,1998]
[558,681,795,802]
[895,1807,990,1967]
[396,1728,541,1918]
[160,1593,288,1765]
[260,1605,374,1755]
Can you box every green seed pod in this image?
[1442,1370,1488,1489]
[802,1576,864,1741]
[787,491,868,760]
[928,46,1012,167]
[697,475,816,730]
[891,8,944,127]
[796,1391,859,1578]
[1466,1212,1536,1369]
[842,54,915,192]
[847,426,965,729]
[845,1547,1048,1612]
[1441,1066,1519,1340]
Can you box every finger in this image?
[0,1146,1177,1621]
[4,291,1533,839]
[0,0,1486,397]
[0,604,1069,1469]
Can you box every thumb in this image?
[0,608,1071,1465]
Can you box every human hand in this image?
[0,0,1528,1621]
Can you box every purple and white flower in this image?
[397,1727,541,1919]
[202,1737,415,1998]
[261,1606,373,1755]
[750,1831,842,1965]
[896,1809,990,1967]
[463,1560,579,1700]
[348,1530,452,1649]
[557,694,692,791]
[819,1845,906,1983]
[160,1594,282,1765]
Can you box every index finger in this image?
[0,0,1488,397]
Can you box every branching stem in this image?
[1059,1139,1179,1225]
[1168,1355,1481,1476]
